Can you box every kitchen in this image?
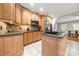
[0,3,79,56]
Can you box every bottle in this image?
[27,27,29,31]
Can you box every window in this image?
[59,21,79,32]
[60,24,67,32]
[73,23,79,30]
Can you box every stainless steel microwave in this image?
[31,20,39,26]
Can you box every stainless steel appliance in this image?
[44,19,52,32]
[31,20,39,26]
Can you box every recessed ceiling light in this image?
[30,3,34,6]
[40,8,43,11]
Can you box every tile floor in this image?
[23,40,79,56]
[65,40,79,56]
[23,41,42,56]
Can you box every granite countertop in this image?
[42,31,67,38]
[0,31,24,36]
[0,30,41,36]
[23,30,41,33]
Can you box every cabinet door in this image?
[22,9,32,25]
[38,32,41,40]
[0,37,3,56]
[32,13,41,26]
[4,35,23,56]
[41,16,46,30]
[33,32,38,41]
[2,4,15,20]
[24,33,28,45]
[42,35,58,56]
[27,32,33,43]
[15,4,22,24]
[4,37,14,56]
[13,35,23,56]
[0,4,2,18]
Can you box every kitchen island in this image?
[0,32,24,56]
[42,31,67,56]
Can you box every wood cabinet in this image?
[27,32,33,44]
[0,38,3,56]
[15,4,22,24]
[4,37,14,56]
[33,32,41,41]
[2,3,15,20]
[22,8,32,25]
[0,34,23,56]
[42,35,58,56]
[41,16,47,31]
[38,32,41,40]
[24,32,41,46]
[33,32,38,41]
[13,35,23,55]
[24,33,28,45]
[0,4,2,18]
[58,35,67,55]
[31,13,41,26]
[24,32,33,45]
[42,34,67,56]
[0,3,42,25]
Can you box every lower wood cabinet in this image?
[33,32,41,41]
[38,32,41,40]
[0,34,24,56]
[24,33,28,45]
[27,32,33,44]
[24,32,41,45]
[42,34,67,56]
[33,32,38,41]
[0,38,3,56]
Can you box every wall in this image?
[56,16,79,23]
[55,16,79,31]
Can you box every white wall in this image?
[56,16,79,23]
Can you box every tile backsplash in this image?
[0,22,8,33]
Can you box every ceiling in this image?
[20,3,79,18]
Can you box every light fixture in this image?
[40,8,43,11]
[30,3,34,6]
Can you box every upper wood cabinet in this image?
[15,4,22,24]
[32,13,41,26]
[32,13,40,21]
[41,16,47,31]
[0,4,2,18]
[2,3,15,20]
[22,8,32,25]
